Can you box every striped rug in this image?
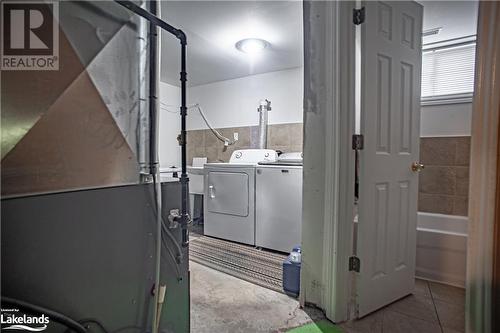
[189,236,287,293]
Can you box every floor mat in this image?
[287,320,343,333]
[189,236,287,293]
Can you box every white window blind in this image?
[421,42,476,100]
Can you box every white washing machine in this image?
[204,149,277,245]
[256,152,303,253]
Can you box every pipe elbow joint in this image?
[177,30,187,44]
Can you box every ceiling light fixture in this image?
[235,38,269,54]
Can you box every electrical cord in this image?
[144,178,184,280]
[63,318,109,333]
[65,319,145,333]
[111,325,143,333]
[162,234,182,279]
[159,105,179,114]
[151,174,184,280]
[191,103,236,146]
[2,296,146,333]
[160,102,237,146]
[161,213,184,263]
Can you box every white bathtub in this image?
[416,212,468,287]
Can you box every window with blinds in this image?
[421,42,476,103]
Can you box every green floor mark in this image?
[287,320,343,333]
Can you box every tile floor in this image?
[340,279,465,333]
[190,261,465,333]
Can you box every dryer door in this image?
[207,171,249,217]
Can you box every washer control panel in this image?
[229,149,278,164]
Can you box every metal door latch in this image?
[411,162,425,172]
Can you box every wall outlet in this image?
[233,132,239,141]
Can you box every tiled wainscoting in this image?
[188,128,470,217]
[418,136,471,216]
[187,123,303,163]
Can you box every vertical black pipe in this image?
[180,40,189,246]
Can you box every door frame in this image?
[305,0,423,322]
[466,2,500,332]
[304,0,500,327]
[301,0,356,323]
[321,0,357,323]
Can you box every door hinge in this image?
[352,134,364,150]
[353,7,365,25]
[349,256,360,272]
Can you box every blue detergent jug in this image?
[283,246,301,297]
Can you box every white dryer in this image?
[204,149,277,245]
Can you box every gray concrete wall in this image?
[1,183,189,333]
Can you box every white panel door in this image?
[357,1,423,317]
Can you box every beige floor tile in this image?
[434,299,465,332]
[414,279,432,298]
[336,279,466,333]
[385,294,439,323]
[429,281,465,305]
[442,328,464,333]
[338,308,384,333]
[382,310,442,333]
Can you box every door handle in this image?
[411,162,425,172]
[208,185,215,199]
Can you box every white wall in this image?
[162,70,471,167]
[420,102,472,137]
[159,82,181,168]
[159,68,303,166]
[187,67,303,130]
[187,65,470,137]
